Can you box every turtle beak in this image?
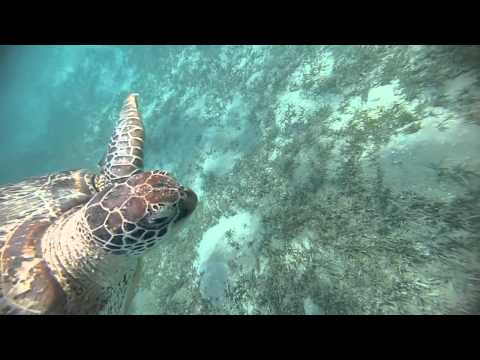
[175,187,198,222]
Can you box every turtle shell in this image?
[0,169,97,314]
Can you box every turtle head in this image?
[84,170,197,255]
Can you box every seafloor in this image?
[1,45,479,314]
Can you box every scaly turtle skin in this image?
[0,94,197,315]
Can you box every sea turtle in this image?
[0,93,198,315]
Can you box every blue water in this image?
[1,45,479,314]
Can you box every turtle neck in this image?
[42,206,139,314]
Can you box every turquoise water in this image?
[1,45,479,314]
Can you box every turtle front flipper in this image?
[101,93,145,183]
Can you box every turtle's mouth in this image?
[174,188,197,223]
